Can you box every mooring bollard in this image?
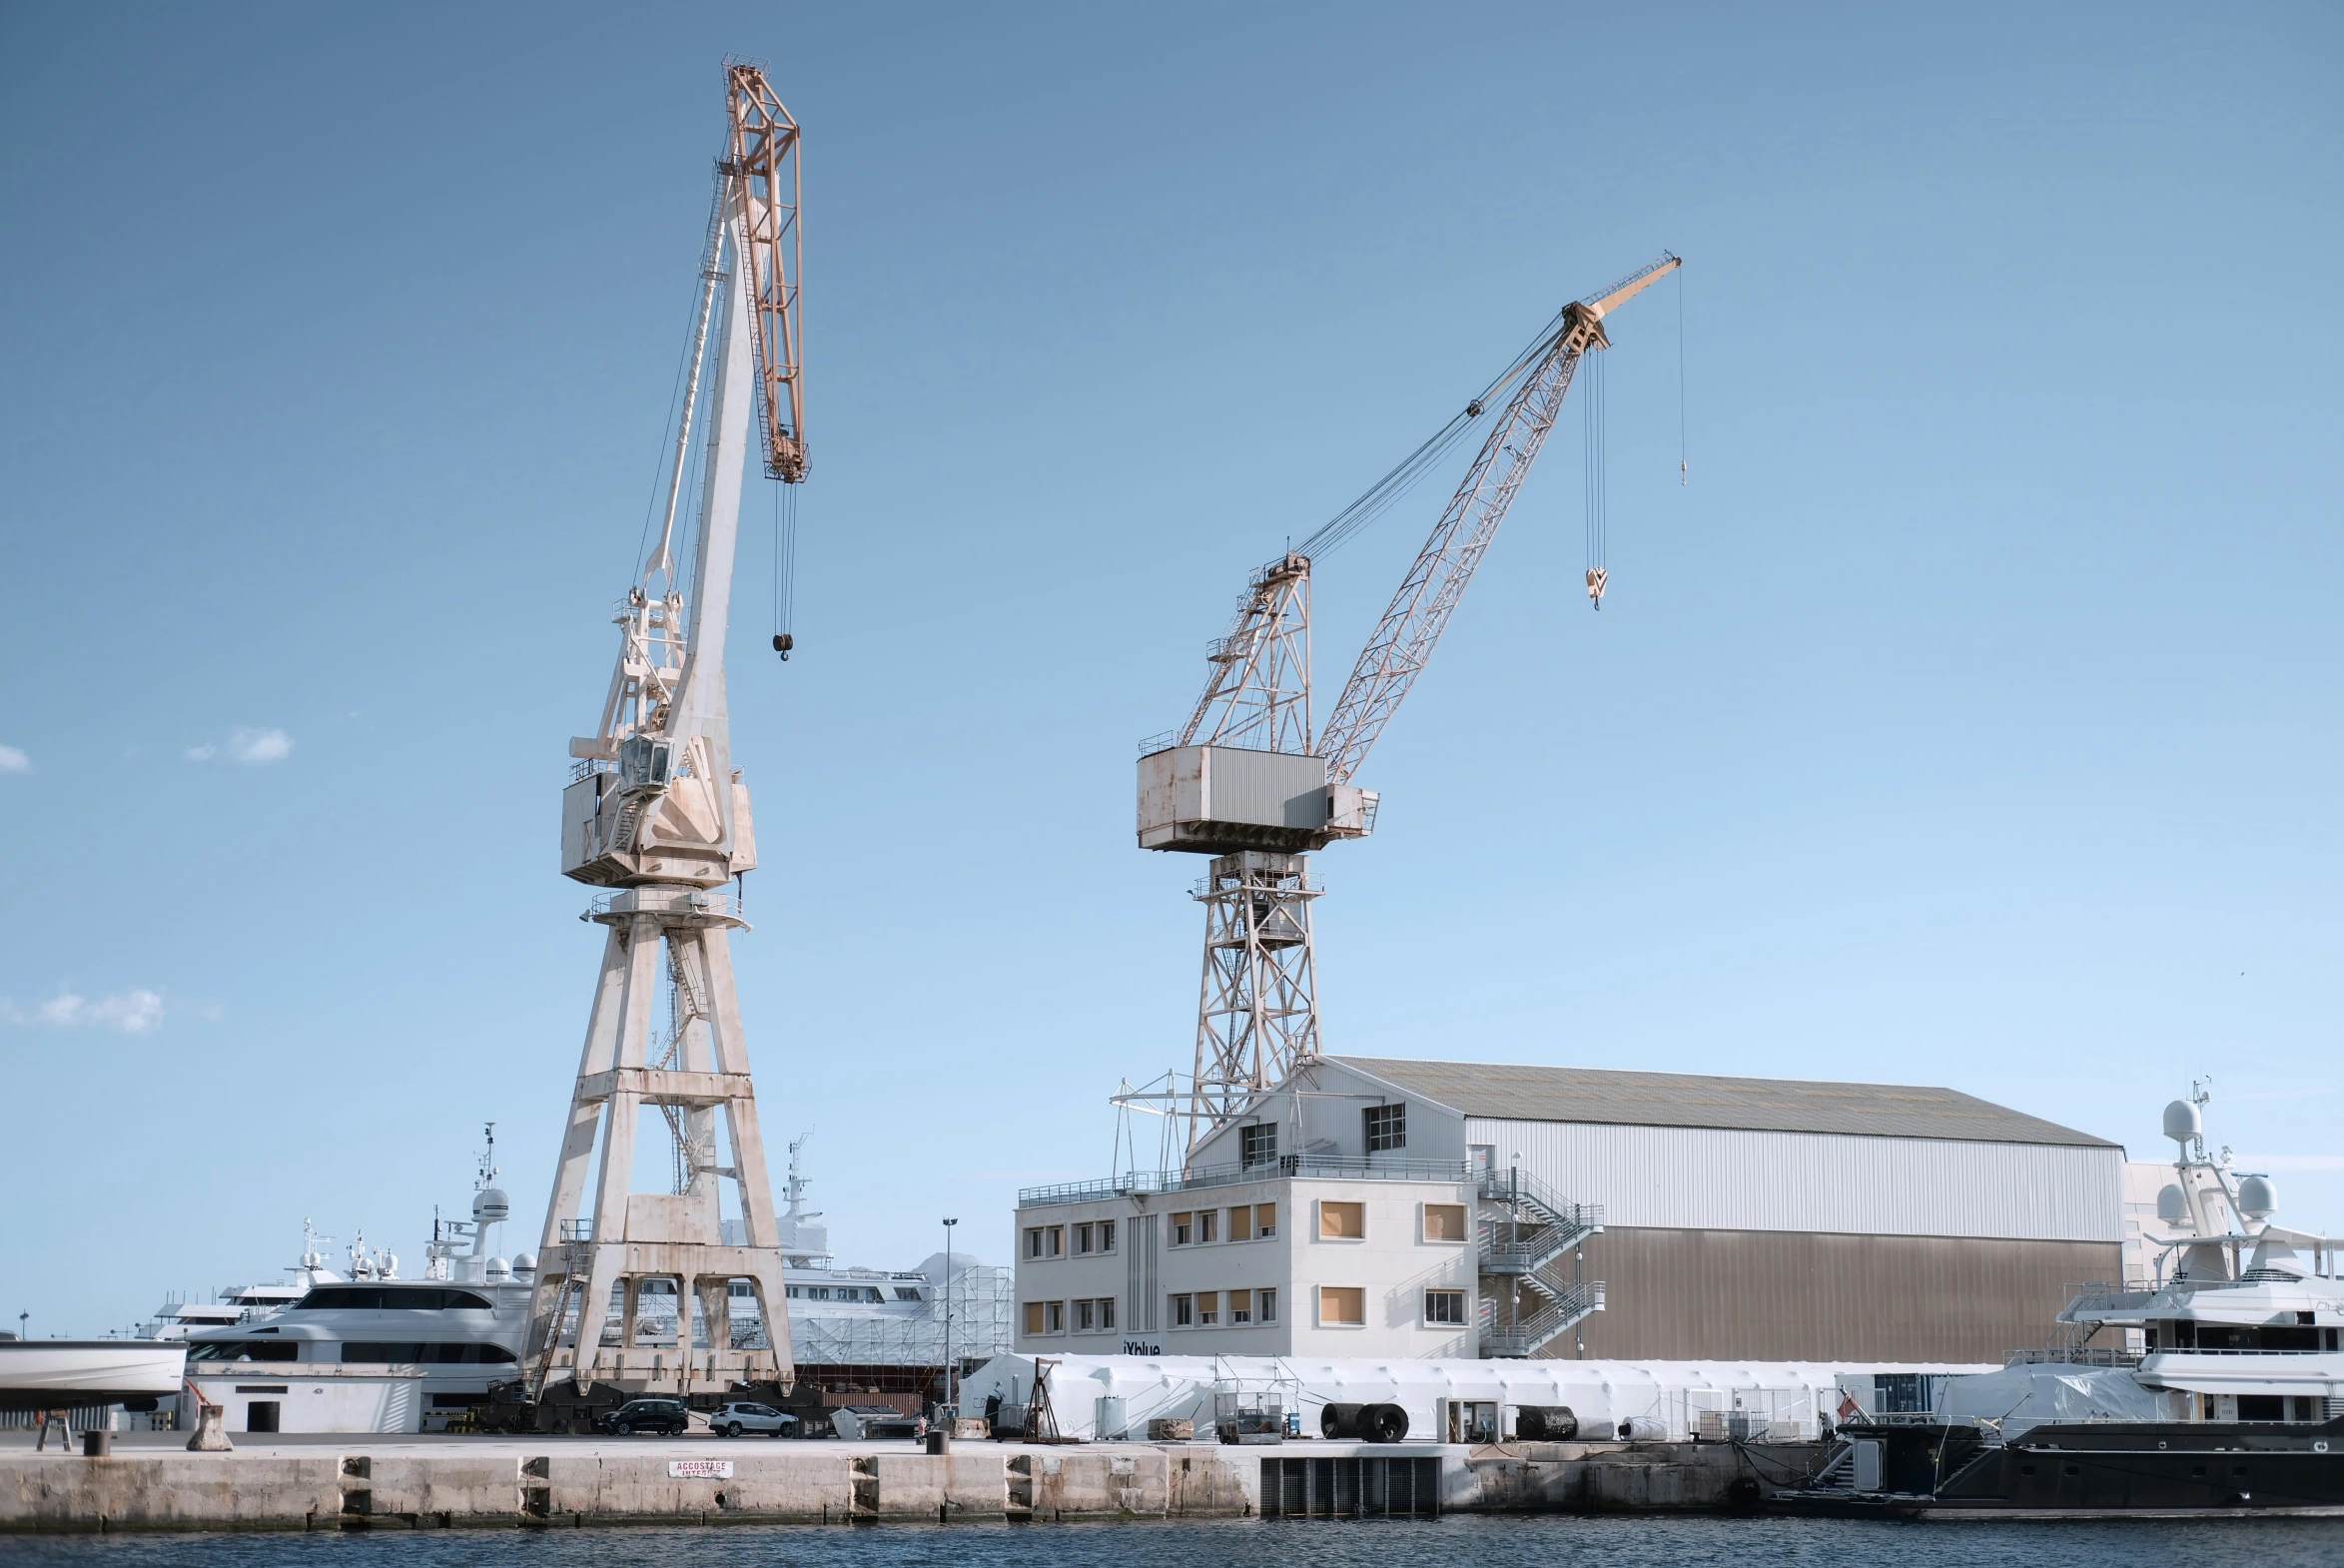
[186,1403,234,1453]
[926,1428,951,1455]
[82,1429,111,1458]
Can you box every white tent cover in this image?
[960,1353,1993,1443]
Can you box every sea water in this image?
[7,1515,2344,1568]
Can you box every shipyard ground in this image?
[0,1430,1803,1531]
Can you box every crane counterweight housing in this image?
[1137,745,1374,855]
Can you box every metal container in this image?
[1137,745,1330,854]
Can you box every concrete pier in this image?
[0,1431,1811,1533]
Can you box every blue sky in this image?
[2,4,2337,1333]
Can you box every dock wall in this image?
[0,1438,1810,1532]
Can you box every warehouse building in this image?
[1010,1057,2123,1364]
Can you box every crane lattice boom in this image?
[1315,254,1677,783]
[724,62,806,483]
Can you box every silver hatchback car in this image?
[711,1401,799,1438]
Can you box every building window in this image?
[1240,1123,1277,1168]
[1026,1227,1044,1259]
[1047,1225,1064,1256]
[1075,1298,1095,1332]
[1075,1223,1094,1255]
[1319,1285,1365,1326]
[1023,1301,1046,1335]
[1259,1288,1277,1323]
[1197,1209,1219,1243]
[1318,1200,1364,1240]
[1197,1290,1219,1325]
[1364,1103,1407,1153]
[1171,1211,1192,1246]
[1229,1288,1252,1325]
[1098,1218,1116,1253]
[1256,1202,1277,1239]
[1099,1295,1116,1330]
[1045,1300,1065,1333]
[1424,1288,1467,1325]
[1228,1205,1254,1241]
[1172,1293,1193,1327]
[1423,1203,1466,1242]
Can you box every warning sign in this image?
[667,1458,735,1479]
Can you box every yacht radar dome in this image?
[2157,1183,2188,1223]
[2237,1174,2277,1220]
[472,1188,510,1224]
[2162,1099,2202,1145]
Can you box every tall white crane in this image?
[1137,255,1680,1150]
[521,62,807,1414]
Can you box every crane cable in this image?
[771,481,799,658]
[1677,261,1688,485]
[1291,303,1575,563]
[1583,348,1608,610]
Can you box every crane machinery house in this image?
[1012,1058,2123,1361]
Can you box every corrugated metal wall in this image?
[1202,746,1326,830]
[1551,1227,2120,1362]
[1467,1118,2122,1241]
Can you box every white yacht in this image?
[2049,1088,2344,1421]
[180,1134,1009,1431]
[144,1222,366,1340]
[1780,1088,2344,1517]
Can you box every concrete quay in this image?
[0,1431,1809,1532]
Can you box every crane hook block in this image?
[1584,567,1607,610]
[772,632,794,659]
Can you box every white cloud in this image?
[2,989,166,1034]
[186,727,294,765]
[229,727,294,765]
[0,745,28,774]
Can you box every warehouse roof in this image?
[1326,1057,2117,1148]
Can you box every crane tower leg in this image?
[1186,850,1322,1155]
[523,896,795,1405]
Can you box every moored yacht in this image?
[1777,1088,2344,1517]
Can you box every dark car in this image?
[594,1398,690,1436]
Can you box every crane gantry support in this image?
[524,63,808,1413]
[1137,255,1679,1152]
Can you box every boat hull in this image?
[0,1341,187,1411]
[1775,1419,2344,1519]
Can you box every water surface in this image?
[8,1515,2344,1568]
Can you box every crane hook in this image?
[772,632,794,660]
[1584,567,1606,610]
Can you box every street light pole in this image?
[941,1218,959,1415]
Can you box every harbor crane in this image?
[522,62,806,1414]
[1137,255,1680,1152]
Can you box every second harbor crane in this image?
[1137,255,1680,1151]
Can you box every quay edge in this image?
[0,1436,1801,1532]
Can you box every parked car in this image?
[829,1404,924,1440]
[712,1401,800,1438]
[594,1398,690,1436]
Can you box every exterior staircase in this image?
[1476,1166,1605,1357]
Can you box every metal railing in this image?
[2002,1347,2143,1367]
[1479,1281,1605,1358]
[582,888,745,923]
[1019,1154,1474,1208]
